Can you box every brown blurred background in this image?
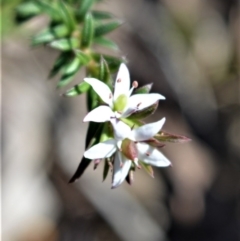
[2,0,240,240]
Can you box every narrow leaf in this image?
[94,21,122,37]
[128,102,158,120]
[92,11,114,20]
[92,53,122,72]
[78,0,95,20]
[69,122,103,182]
[75,50,91,65]
[155,132,192,143]
[94,37,118,50]
[64,81,90,96]
[81,13,94,48]
[134,83,153,94]
[16,2,41,21]
[99,56,111,86]
[32,25,69,46]
[57,56,81,88]
[141,162,154,178]
[50,38,79,51]
[58,1,76,31]
[35,1,61,21]
[49,52,70,78]
[69,156,91,183]
[103,159,110,181]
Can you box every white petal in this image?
[84,139,116,159]
[124,93,165,117]
[84,78,113,106]
[131,118,166,141]
[112,152,131,189]
[136,142,171,167]
[83,106,115,122]
[114,63,130,101]
[110,118,131,141]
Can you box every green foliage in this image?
[16,0,122,92]
[81,13,94,48]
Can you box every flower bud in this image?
[121,138,138,161]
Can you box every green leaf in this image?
[94,21,122,37]
[49,52,70,78]
[78,0,95,20]
[69,156,91,183]
[57,56,81,88]
[92,53,122,72]
[64,81,90,96]
[128,102,158,120]
[92,11,114,20]
[50,38,79,51]
[16,2,41,21]
[103,159,110,181]
[155,132,191,143]
[134,83,153,94]
[58,1,76,31]
[75,50,91,65]
[32,25,69,46]
[99,56,111,86]
[141,162,154,178]
[81,13,94,48]
[94,37,118,50]
[35,1,61,21]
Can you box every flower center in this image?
[113,94,128,112]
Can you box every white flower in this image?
[84,118,171,188]
[83,63,165,122]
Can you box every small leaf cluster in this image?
[16,0,122,88]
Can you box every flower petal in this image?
[136,142,171,167]
[84,139,116,159]
[114,63,130,101]
[112,152,131,189]
[124,93,165,117]
[83,106,115,122]
[110,118,131,141]
[84,78,113,106]
[131,118,166,141]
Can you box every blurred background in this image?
[2,0,240,240]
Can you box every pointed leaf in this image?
[57,56,81,88]
[155,132,192,143]
[141,162,154,178]
[92,11,114,20]
[99,56,111,86]
[58,1,76,31]
[92,53,122,72]
[35,1,61,21]
[64,81,90,97]
[128,102,158,120]
[94,37,118,50]
[94,21,122,37]
[32,25,69,46]
[134,83,153,94]
[69,156,91,183]
[75,50,91,65]
[103,158,110,181]
[16,2,41,22]
[50,38,79,51]
[81,13,94,48]
[49,52,70,78]
[78,0,95,20]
